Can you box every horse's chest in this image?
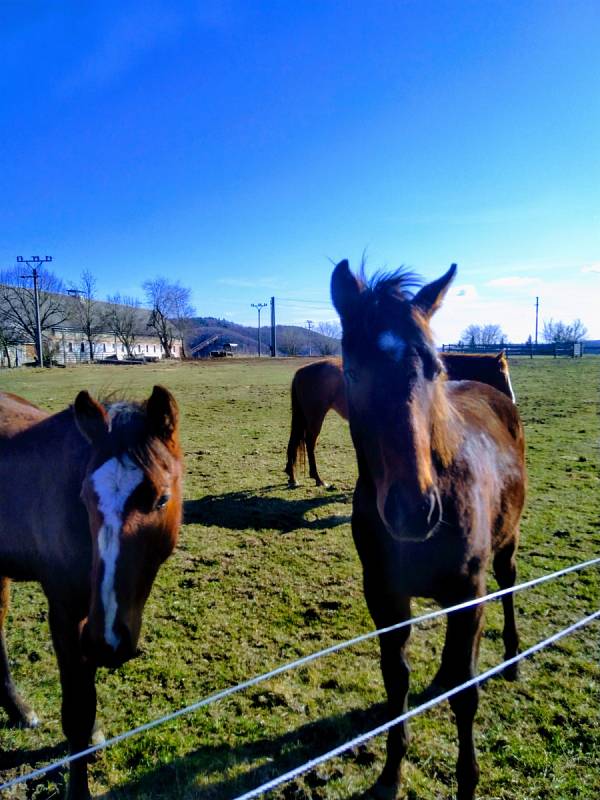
[353,523,483,600]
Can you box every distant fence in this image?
[441,341,595,358]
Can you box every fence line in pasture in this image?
[1,556,598,793]
[232,608,600,800]
[441,341,589,357]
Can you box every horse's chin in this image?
[79,620,139,669]
[383,519,437,543]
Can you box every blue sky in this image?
[1,1,598,341]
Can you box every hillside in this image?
[187,316,340,357]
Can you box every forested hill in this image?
[187,317,340,357]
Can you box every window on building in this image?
[103,343,106,352]
[80,342,85,353]
[68,342,73,353]
[146,344,149,352]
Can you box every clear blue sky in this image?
[1,1,598,341]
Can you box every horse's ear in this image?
[147,385,179,442]
[73,391,109,444]
[496,351,505,362]
[412,263,457,319]
[331,259,361,322]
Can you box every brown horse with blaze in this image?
[0,386,182,800]
[331,260,526,800]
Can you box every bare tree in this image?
[0,318,16,367]
[461,323,506,348]
[105,294,140,358]
[315,321,342,355]
[68,270,104,361]
[143,278,195,358]
[542,318,588,343]
[277,327,304,356]
[0,266,67,364]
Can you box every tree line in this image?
[0,266,195,366]
[459,319,588,348]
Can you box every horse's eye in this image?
[155,493,170,510]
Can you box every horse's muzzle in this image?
[80,620,138,669]
[382,484,441,542]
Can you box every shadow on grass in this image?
[184,487,352,533]
[98,701,387,800]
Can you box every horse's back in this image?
[442,352,513,400]
[447,380,523,447]
[0,392,48,440]
[293,358,346,416]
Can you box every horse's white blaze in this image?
[378,330,406,361]
[91,456,143,649]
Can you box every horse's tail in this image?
[285,376,307,478]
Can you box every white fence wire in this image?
[1,556,598,794]
[232,608,600,800]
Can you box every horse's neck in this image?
[9,407,90,488]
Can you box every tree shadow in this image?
[97,701,388,799]
[184,487,352,534]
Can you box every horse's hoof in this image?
[371,779,399,800]
[91,726,105,746]
[287,480,299,489]
[17,710,40,728]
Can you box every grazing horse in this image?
[0,386,183,800]
[285,350,515,487]
[331,261,526,800]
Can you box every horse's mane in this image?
[357,262,424,302]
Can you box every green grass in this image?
[0,356,598,799]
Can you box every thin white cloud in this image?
[582,264,600,274]
[451,284,478,300]
[217,276,281,289]
[487,276,541,289]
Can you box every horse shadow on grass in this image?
[184,486,352,534]
[97,701,388,800]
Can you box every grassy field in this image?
[0,356,598,800]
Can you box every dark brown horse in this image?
[331,261,526,800]
[0,386,183,799]
[285,350,515,487]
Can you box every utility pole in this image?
[270,296,276,357]
[535,296,539,346]
[17,255,52,367]
[251,302,267,356]
[306,320,313,356]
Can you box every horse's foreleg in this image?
[442,605,485,800]
[365,584,411,799]
[49,601,97,800]
[493,540,520,680]
[0,576,39,727]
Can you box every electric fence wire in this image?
[232,608,600,800]
[1,556,598,793]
